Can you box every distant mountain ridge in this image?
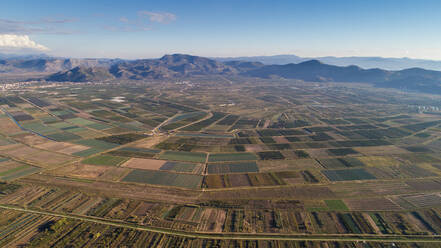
[242,60,441,94]
[1,53,441,95]
[0,56,121,74]
[47,66,115,82]
[216,55,441,71]
[109,54,240,80]
[39,54,441,94]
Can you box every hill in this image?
[0,57,119,74]
[109,54,238,79]
[46,66,115,82]
[216,54,441,71]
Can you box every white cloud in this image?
[0,34,49,51]
[0,18,76,34]
[119,17,129,23]
[138,11,176,24]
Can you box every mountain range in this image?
[216,55,441,71]
[0,55,120,74]
[1,53,441,95]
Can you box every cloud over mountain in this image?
[0,34,49,51]
[138,11,176,24]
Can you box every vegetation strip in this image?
[0,204,440,243]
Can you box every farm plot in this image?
[275,170,320,184]
[354,145,408,155]
[10,111,34,121]
[229,118,259,130]
[258,159,322,172]
[331,139,392,147]
[366,165,437,180]
[207,162,259,174]
[244,144,267,152]
[20,121,59,135]
[0,137,14,147]
[159,151,207,163]
[72,147,104,157]
[159,162,201,173]
[161,112,208,131]
[56,144,90,155]
[26,96,51,107]
[45,132,82,142]
[325,199,349,211]
[405,180,441,191]
[72,129,104,139]
[344,198,402,211]
[108,147,161,158]
[0,117,33,134]
[74,139,119,150]
[122,169,203,189]
[0,145,75,167]
[96,133,147,145]
[82,155,128,166]
[404,146,433,153]
[120,158,166,170]
[51,163,111,179]
[203,172,285,188]
[322,168,376,181]
[180,112,226,131]
[208,152,258,162]
[87,122,112,130]
[397,153,441,164]
[67,117,96,126]
[175,133,233,138]
[216,115,239,126]
[318,157,365,169]
[48,121,76,129]
[198,208,227,232]
[0,161,40,181]
[10,133,49,146]
[357,156,402,167]
[257,151,285,160]
[401,194,441,208]
[327,148,359,156]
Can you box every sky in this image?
[0,0,441,59]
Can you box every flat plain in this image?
[0,79,441,247]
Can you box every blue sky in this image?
[1,0,440,59]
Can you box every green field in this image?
[207,162,259,174]
[0,164,40,181]
[74,139,119,150]
[20,122,58,134]
[322,168,376,181]
[68,117,96,126]
[208,153,258,162]
[86,123,112,130]
[46,132,82,141]
[72,147,104,157]
[325,200,349,211]
[122,169,202,189]
[159,162,198,173]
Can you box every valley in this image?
[0,78,440,247]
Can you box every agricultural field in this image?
[122,169,203,189]
[159,151,207,163]
[82,154,128,166]
[0,80,440,246]
[207,162,259,174]
[207,152,258,162]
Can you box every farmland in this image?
[0,79,440,246]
